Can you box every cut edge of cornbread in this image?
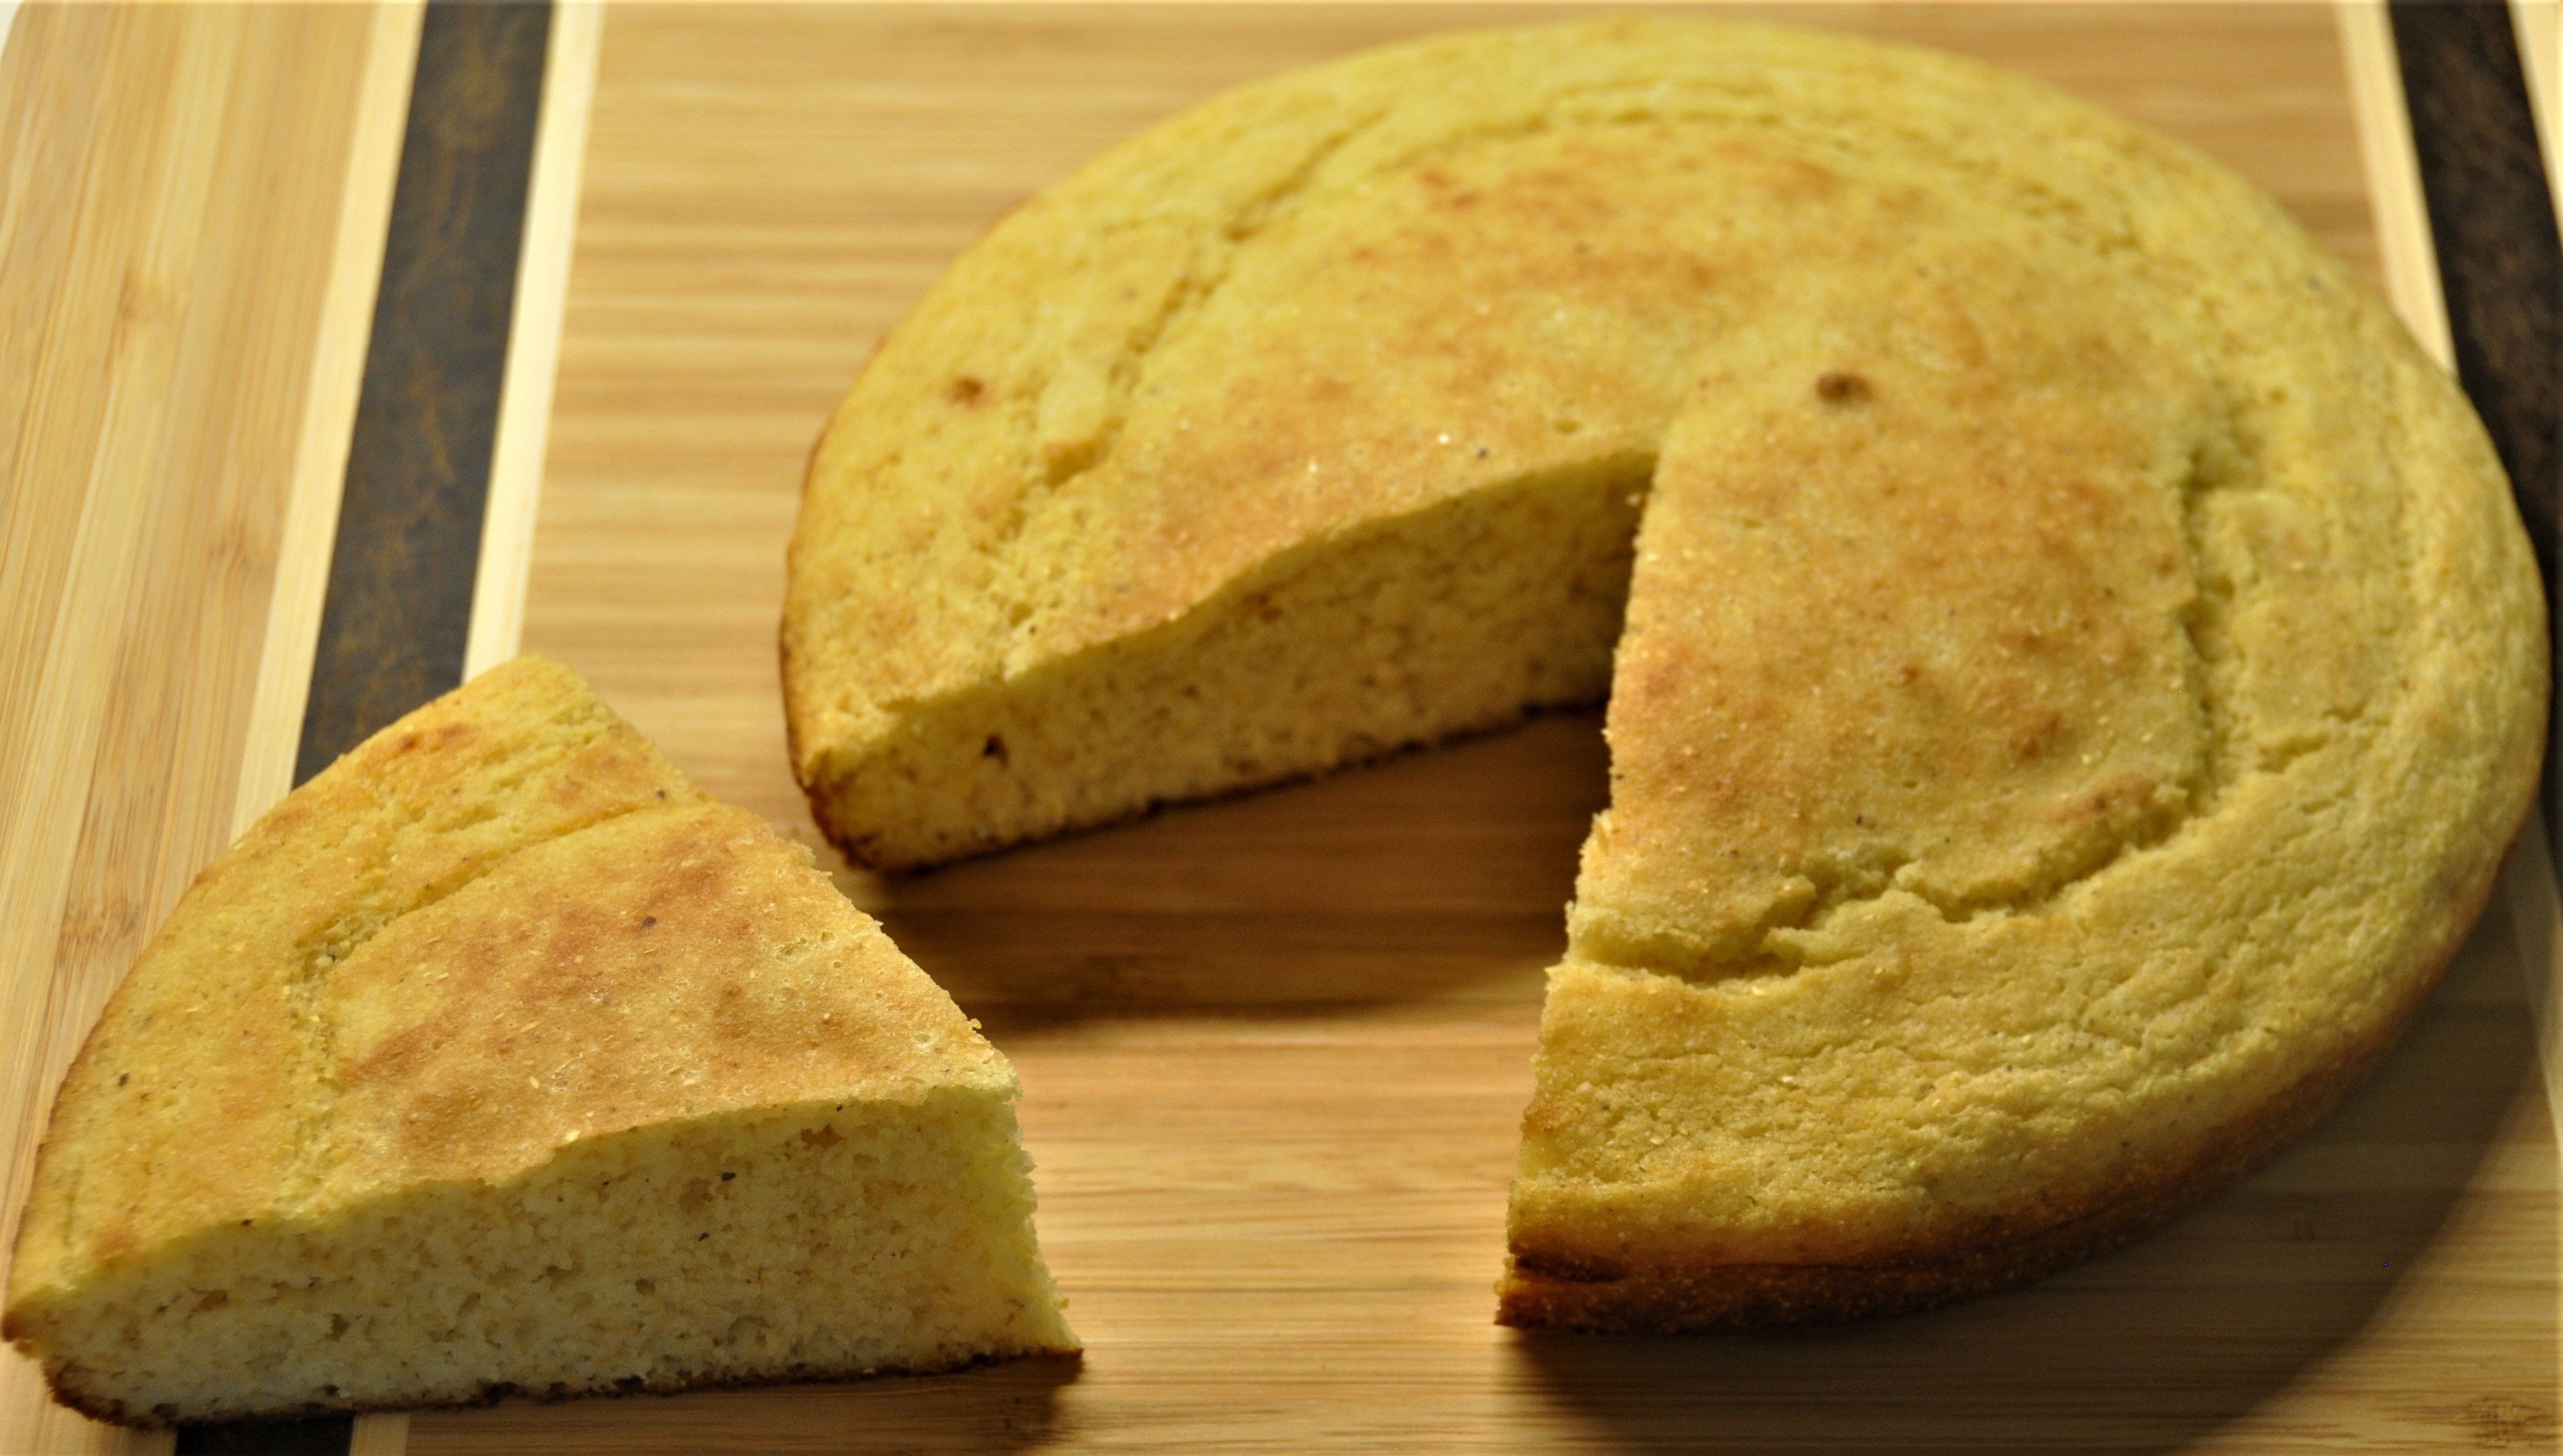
[789,453,1650,871]
[7,1089,1075,1427]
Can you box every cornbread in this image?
[5,657,1075,1426]
[783,17,2548,1329]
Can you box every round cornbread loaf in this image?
[783,18,2547,1329]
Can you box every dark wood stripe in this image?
[2389,1,2563,856]
[171,1418,375,1456]
[177,3,552,1453]
[289,0,552,785]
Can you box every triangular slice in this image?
[5,656,1076,1427]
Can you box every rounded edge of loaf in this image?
[1494,810,2523,1329]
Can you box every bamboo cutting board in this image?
[1,6,2557,1453]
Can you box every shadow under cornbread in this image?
[848,705,2551,1455]
[866,708,1611,1031]
[411,1350,1082,1455]
[407,715,2554,1454]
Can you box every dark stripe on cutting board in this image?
[288,0,552,784]
[2389,1,2563,858]
[175,3,552,1454]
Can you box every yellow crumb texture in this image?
[4,656,1076,1427]
[783,18,2546,1329]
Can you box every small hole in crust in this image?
[1815,371,1871,404]
[983,734,1010,765]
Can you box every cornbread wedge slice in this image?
[784,16,2545,1331]
[4,657,1075,1427]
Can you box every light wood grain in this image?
[463,0,604,684]
[350,1412,414,1456]
[232,0,423,839]
[0,7,410,1452]
[2520,0,2559,212]
[401,6,2558,1452]
[2341,1,2459,368]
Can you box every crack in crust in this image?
[1641,414,2279,986]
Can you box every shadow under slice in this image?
[872,708,1611,1031]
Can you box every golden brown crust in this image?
[8,656,1072,1422]
[10,656,707,1300]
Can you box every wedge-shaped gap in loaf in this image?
[1560,345,2261,987]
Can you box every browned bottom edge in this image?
[43,1342,1085,1431]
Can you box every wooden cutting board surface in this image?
[0,6,2555,1453]
[429,7,2558,1451]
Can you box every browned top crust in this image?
[6,657,1009,1316]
